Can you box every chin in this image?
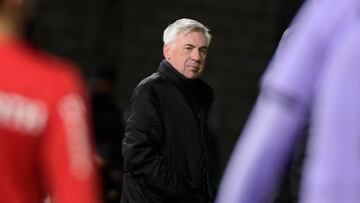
[184,70,201,79]
[187,75,200,80]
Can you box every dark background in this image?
[26,0,304,201]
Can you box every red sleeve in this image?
[39,64,102,203]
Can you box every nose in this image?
[191,49,201,61]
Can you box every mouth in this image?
[187,62,200,69]
[188,66,200,73]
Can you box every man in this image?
[215,0,360,202]
[121,18,214,203]
[0,0,102,202]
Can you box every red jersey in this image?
[0,36,102,203]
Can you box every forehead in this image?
[175,31,208,46]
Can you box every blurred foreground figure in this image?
[216,0,360,202]
[0,0,102,202]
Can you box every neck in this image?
[0,4,24,36]
[0,14,20,43]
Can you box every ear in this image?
[163,44,170,60]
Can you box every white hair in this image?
[163,18,212,46]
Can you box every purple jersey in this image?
[216,0,360,202]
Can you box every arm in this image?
[216,91,307,203]
[122,84,190,197]
[40,67,102,203]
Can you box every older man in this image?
[121,18,214,203]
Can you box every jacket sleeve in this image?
[215,91,307,203]
[122,83,191,197]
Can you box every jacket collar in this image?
[158,59,198,89]
[157,59,214,106]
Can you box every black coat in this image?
[121,60,214,203]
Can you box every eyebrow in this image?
[184,44,208,49]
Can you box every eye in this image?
[199,48,208,56]
[184,46,193,51]
[200,48,207,53]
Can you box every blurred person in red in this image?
[0,0,102,202]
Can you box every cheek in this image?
[177,56,189,65]
[199,67,204,73]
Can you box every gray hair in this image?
[163,18,212,46]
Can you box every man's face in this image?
[164,31,208,79]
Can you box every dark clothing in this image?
[121,60,214,203]
[91,91,124,203]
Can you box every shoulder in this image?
[0,41,85,100]
[31,45,86,95]
[36,55,86,106]
[35,49,82,84]
[138,72,166,88]
[133,72,170,96]
[44,55,84,90]
[15,42,83,88]
[27,48,87,110]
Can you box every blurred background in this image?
[25,0,304,202]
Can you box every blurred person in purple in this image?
[215,0,360,202]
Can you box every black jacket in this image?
[121,60,214,203]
